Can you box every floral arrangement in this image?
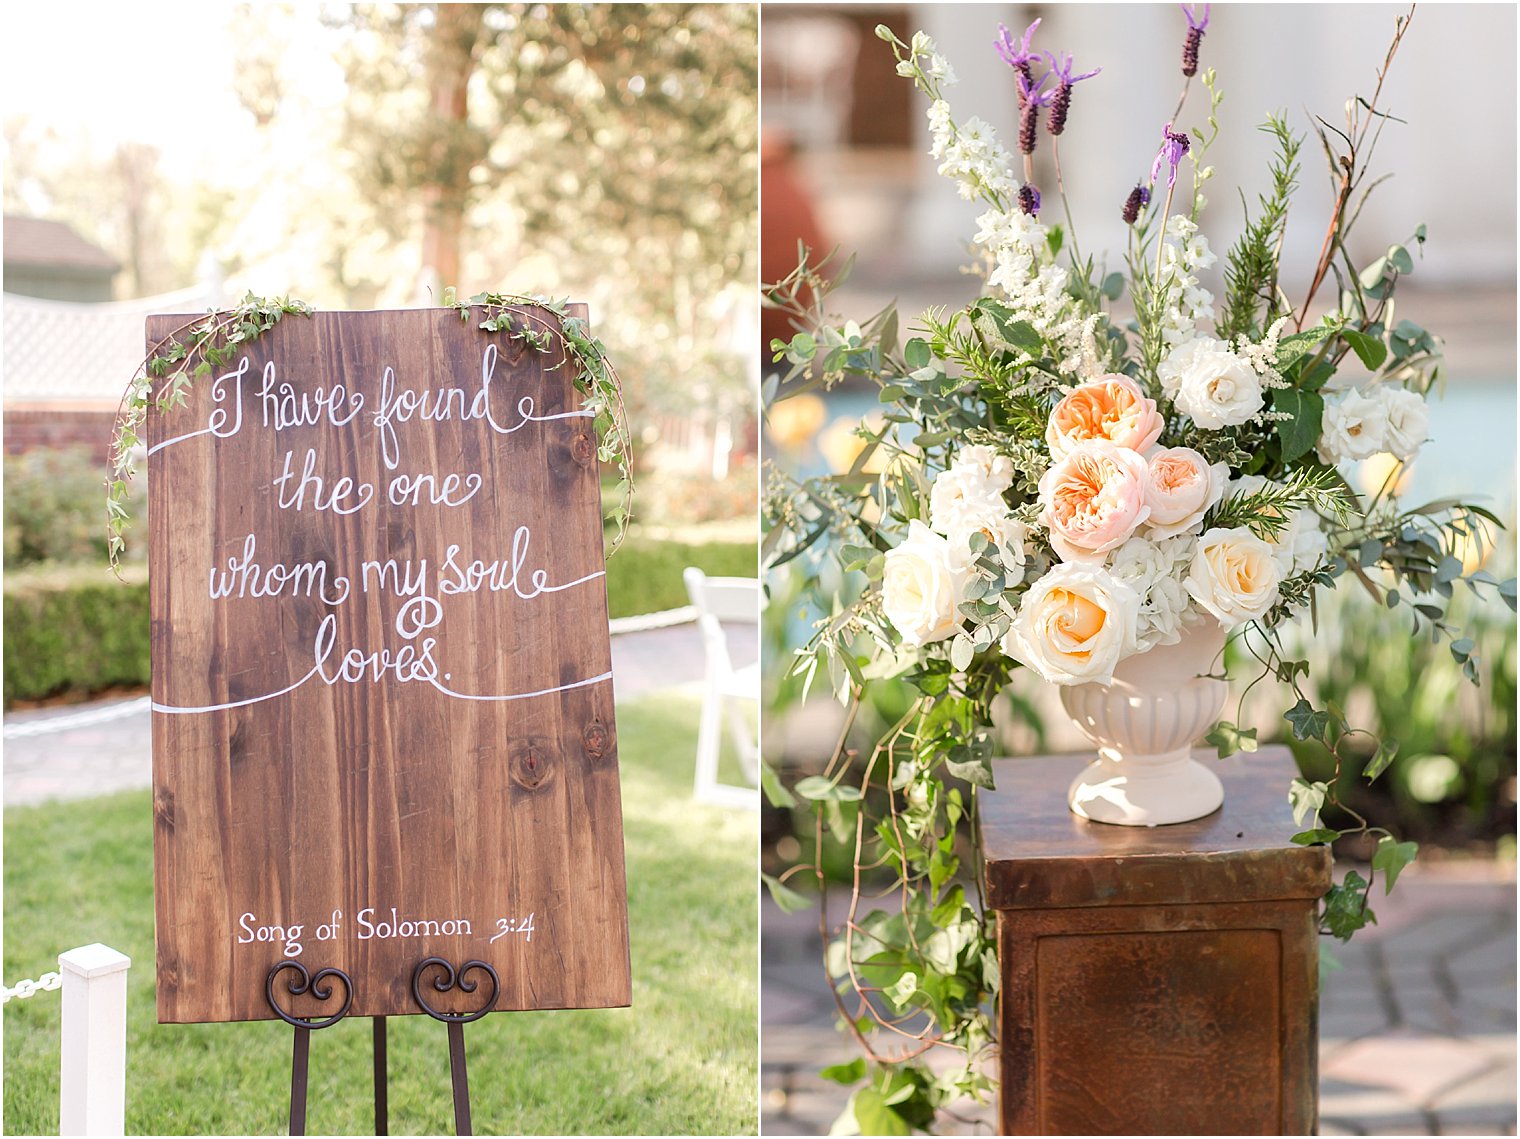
[763,7,1514,1132]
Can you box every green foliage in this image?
[6,448,142,570]
[110,292,315,571]
[3,565,150,708]
[2,693,757,1135]
[449,290,637,551]
[1219,115,1301,342]
[329,3,757,424]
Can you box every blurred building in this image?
[3,216,222,459]
[3,215,120,302]
[763,4,1517,306]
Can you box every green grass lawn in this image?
[2,693,758,1136]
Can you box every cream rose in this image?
[1158,337,1264,429]
[1046,374,1164,460]
[1038,440,1150,562]
[881,521,971,648]
[1001,562,1141,686]
[1143,447,1229,539]
[1184,526,1283,626]
[1227,475,1328,576]
[1316,388,1386,464]
[1374,385,1430,461]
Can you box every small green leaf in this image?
[1288,778,1328,827]
[1284,698,1332,743]
[849,1088,912,1137]
[1205,721,1258,759]
[793,776,862,802]
[1363,738,1399,782]
[819,1057,867,1086]
[761,873,811,914]
[1322,870,1377,941]
[1371,836,1419,894]
[1342,328,1387,371]
[761,762,796,808]
[1272,389,1324,463]
[1292,828,1342,846]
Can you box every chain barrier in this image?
[1,971,63,1004]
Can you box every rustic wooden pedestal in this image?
[983,747,1331,1136]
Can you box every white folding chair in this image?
[682,567,761,809]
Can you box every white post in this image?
[58,943,131,1137]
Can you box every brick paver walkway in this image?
[763,861,1517,1136]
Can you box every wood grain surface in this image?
[986,748,1327,1134]
[147,307,630,1023]
[982,748,1333,909]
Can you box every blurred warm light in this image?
[819,412,887,475]
[767,393,828,451]
[1355,453,1412,500]
[1453,517,1497,574]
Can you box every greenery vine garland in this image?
[107,289,634,571]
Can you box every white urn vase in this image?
[1060,623,1229,826]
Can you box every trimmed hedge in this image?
[604,536,756,618]
[4,565,150,708]
[3,540,755,708]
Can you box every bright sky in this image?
[1,2,346,183]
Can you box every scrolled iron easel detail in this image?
[265,959,354,1030]
[410,957,500,1024]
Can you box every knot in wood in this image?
[571,430,595,467]
[153,786,177,831]
[582,719,612,760]
[511,744,553,791]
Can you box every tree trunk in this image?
[419,3,485,296]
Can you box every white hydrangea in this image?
[1109,534,1199,651]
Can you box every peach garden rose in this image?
[1143,446,1229,539]
[1045,374,1164,460]
[1038,439,1150,562]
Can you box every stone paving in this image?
[762,861,1517,1136]
[2,621,755,807]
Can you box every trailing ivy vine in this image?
[107,289,634,571]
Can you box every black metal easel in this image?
[265,957,500,1135]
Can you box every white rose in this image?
[1184,526,1283,626]
[1143,447,1230,539]
[929,445,1014,534]
[1375,385,1430,461]
[1158,337,1264,429]
[1317,388,1386,463]
[942,512,1029,573]
[881,521,971,648]
[1001,563,1140,687]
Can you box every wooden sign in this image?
[146,306,630,1023]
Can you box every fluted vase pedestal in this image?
[1059,624,1228,827]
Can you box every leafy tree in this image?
[329,2,758,418]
